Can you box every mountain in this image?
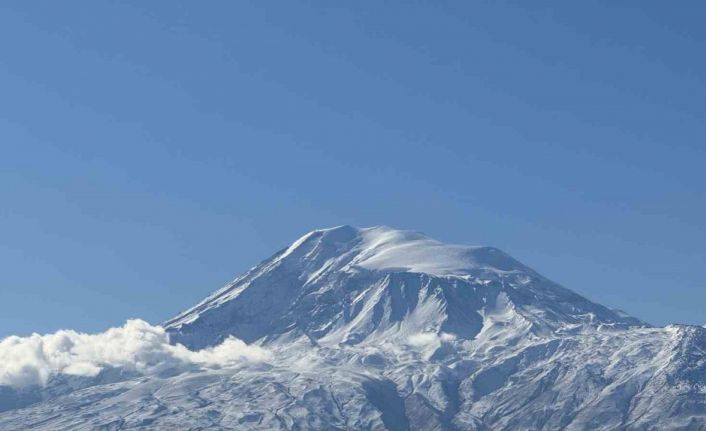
[1,226,705,430]
[164,225,642,349]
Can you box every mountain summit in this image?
[2,226,705,430]
[165,225,641,349]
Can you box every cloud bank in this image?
[0,319,270,388]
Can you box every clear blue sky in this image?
[1,1,704,337]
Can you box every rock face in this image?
[1,226,705,430]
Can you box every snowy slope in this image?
[1,226,705,430]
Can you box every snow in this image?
[351,226,526,276]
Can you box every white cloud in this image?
[0,319,270,388]
[406,331,456,353]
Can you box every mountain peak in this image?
[281,225,527,278]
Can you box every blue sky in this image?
[1,1,704,337]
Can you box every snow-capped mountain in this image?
[164,225,642,349]
[1,226,705,430]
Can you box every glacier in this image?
[1,225,705,430]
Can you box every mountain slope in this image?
[1,226,704,431]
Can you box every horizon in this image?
[2,1,705,338]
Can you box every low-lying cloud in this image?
[0,319,270,388]
[407,331,456,350]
